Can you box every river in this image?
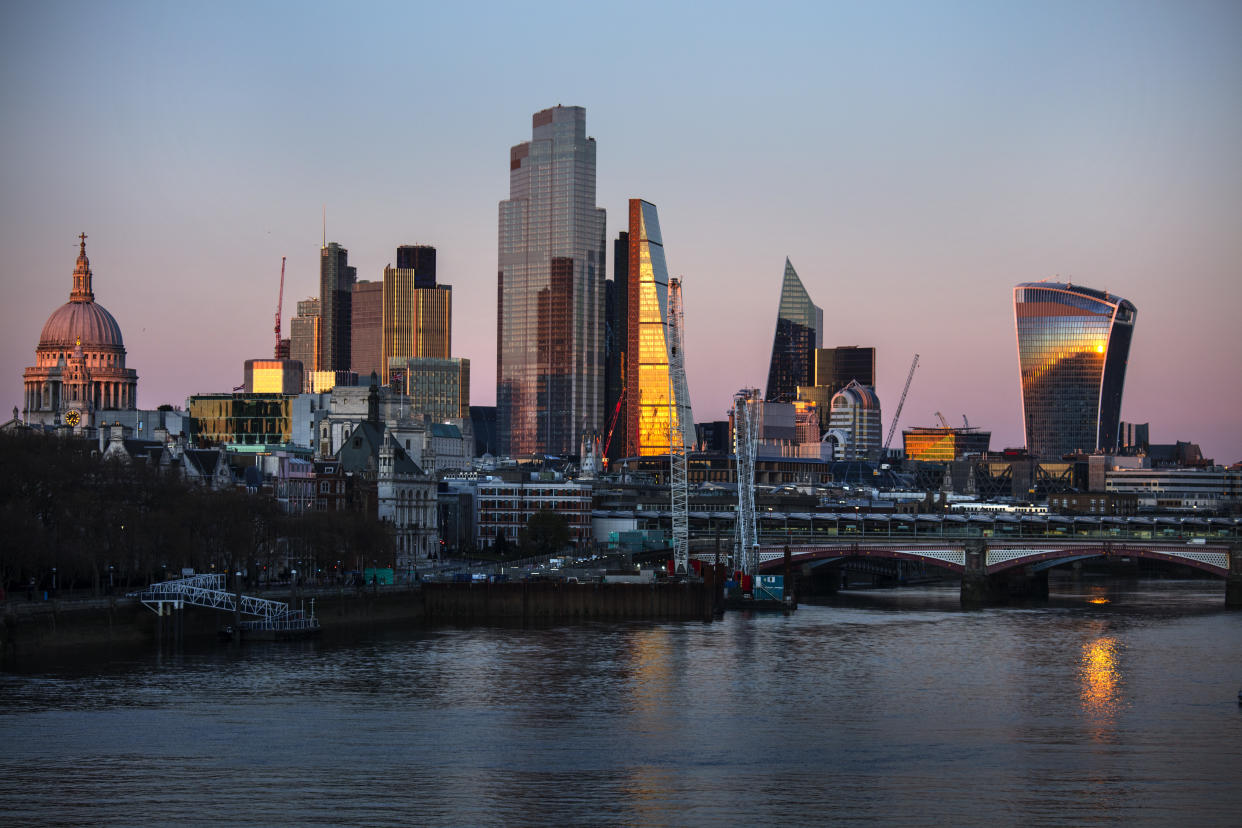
[2,579,1240,826]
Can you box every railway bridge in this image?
[735,538,1241,607]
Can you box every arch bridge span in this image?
[747,539,1233,578]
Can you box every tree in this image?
[520,509,569,557]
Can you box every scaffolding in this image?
[667,277,691,574]
[733,388,760,576]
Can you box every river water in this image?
[2,579,1240,826]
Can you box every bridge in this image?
[128,574,319,636]
[685,535,1242,607]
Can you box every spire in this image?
[71,232,94,303]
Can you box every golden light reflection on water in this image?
[1080,636,1123,731]
[1088,598,1110,605]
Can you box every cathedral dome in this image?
[37,234,125,350]
[39,300,124,349]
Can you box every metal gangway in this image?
[128,574,317,631]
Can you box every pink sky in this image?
[3,2,1239,463]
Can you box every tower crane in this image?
[667,277,692,575]
[883,354,919,456]
[602,386,626,466]
[274,256,286,359]
[733,388,760,577]
[936,411,950,429]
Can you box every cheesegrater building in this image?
[1014,281,1136,459]
[497,105,606,456]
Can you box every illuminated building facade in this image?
[497,105,606,456]
[624,200,692,457]
[187,393,295,447]
[290,298,321,385]
[902,426,991,461]
[827,380,881,461]
[381,248,451,383]
[23,235,139,426]
[765,258,822,402]
[244,359,304,395]
[319,242,356,372]
[1014,282,1136,458]
[351,280,383,379]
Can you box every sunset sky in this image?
[3,1,1239,462]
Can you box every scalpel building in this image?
[1014,282,1136,459]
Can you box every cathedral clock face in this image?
[65,409,81,427]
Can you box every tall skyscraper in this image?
[765,258,823,402]
[603,230,629,462]
[797,346,876,434]
[396,245,436,288]
[290,297,321,385]
[624,200,692,457]
[319,242,356,372]
[497,105,606,456]
[351,281,383,379]
[1014,281,1136,458]
[382,244,451,384]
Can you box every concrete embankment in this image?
[422,581,713,622]
[2,581,712,657]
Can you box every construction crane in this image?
[883,354,919,456]
[666,277,691,575]
[602,386,626,466]
[936,411,950,429]
[963,415,970,429]
[733,388,760,577]
[273,256,286,359]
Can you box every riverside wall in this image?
[1,581,713,658]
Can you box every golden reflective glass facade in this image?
[902,427,991,461]
[244,359,303,395]
[188,394,294,446]
[381,267,451,384]
[624,200,691,457]
[1015,283,1135,458]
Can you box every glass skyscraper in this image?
[381,244,451,385]
[498,105,606,456]
[1014,281,1136,458]
[765,258,823,402]
[624,199,693,457]
[319,242,356,372]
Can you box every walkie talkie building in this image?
[1014,282,1136,459]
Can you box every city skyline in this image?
[2,2,1240,462]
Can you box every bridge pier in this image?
[1227,545,1242,610]
[960,539,1049,608]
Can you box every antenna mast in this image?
[274,256,286,358]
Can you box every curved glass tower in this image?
[1014,282,1136,458]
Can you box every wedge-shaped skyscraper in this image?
[624,199,693,456]
[765,258,823,402]
[1014,281,1136,458]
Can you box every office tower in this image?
[396,245,436,289]
[289,298,321,388]
[382,245,451,383]
[624,200,692,457]
[351,280,383,379]
[902,425,991,462]
[828,380,882,461]
[765,258,823,402]
[814,346,875,394]
[603,231,629,462]
[796,346,875,434]
[1014,281,1136,458]
[319,242,356,372]
[243,359,304,395]
[497,105,606,456]
[402,357,471,420]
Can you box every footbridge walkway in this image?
[128,574,319,634]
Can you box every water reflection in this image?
[1080,634,1123,733]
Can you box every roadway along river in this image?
[2,579,1240,826]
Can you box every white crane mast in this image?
[733,388,760,576]
[667,277,691,574]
